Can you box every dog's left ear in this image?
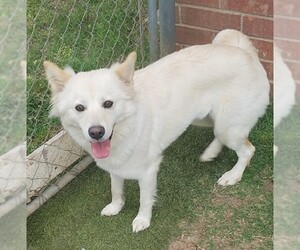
[115,52,136,85]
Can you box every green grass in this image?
[27,1,273,248]
[0,205,26,249]
[27,0,149,153]
[27,106,273,249]
[274,103,300,249]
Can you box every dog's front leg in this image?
[101,173,125,216]
[132,168,158,233]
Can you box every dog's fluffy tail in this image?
[212,29,258,59]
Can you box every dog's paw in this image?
[217,170,242,186]
[101,202,124,216]
[132,216,150,233]
[199,153,214,162]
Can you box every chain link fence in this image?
[26,0,150,212]
[0,0,26,248]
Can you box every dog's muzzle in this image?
[89,125,114,159]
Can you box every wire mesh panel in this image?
[0,1,26,156]
[0,0,26,248]
[27,0,149,207]
[0,0,26,212]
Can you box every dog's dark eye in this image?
[103,100,113,109]
[75,104,85,112]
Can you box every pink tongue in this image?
[91,140,111,159]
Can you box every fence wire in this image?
[26,0,149,207]
[0,0,26,248]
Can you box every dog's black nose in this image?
[88,126,105,140]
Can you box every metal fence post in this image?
[148,0,159,62]
[159,0,175,57]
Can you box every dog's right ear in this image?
[43,61,74,95]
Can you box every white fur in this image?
[274,47,296,155]
[45,29,270,232]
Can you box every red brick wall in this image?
[275,0,300,95]
[175,0,274,82]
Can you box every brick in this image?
[175,25,217,45]
[243,16,273,39]
[175,44,183,51]
[220,0,273,17]
[269,82,273,98]
[261,61,273,81]
[274,0,300,17]
[275,17,300,40]
[251,39,273,61]
[181,7,241,30]
[275,40,300,61]
[175,43,188,51]
[175,6,180,23]
[176,0,219,8]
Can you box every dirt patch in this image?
[168,219,206,250]
[212,195,244,208]
[210,236,269,250]
[168,186,272,249]
[266,179,273,193]
[168,237,199,250]
[169,224,269,250]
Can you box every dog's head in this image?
[44,52,137,159]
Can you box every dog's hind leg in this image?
[200,137,223,162]
[217,136,255,186]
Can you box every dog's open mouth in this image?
[90,132,113,159]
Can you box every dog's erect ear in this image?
[43,61,73,94]
[115,52,137,84]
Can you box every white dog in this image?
[44,29,269,232]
